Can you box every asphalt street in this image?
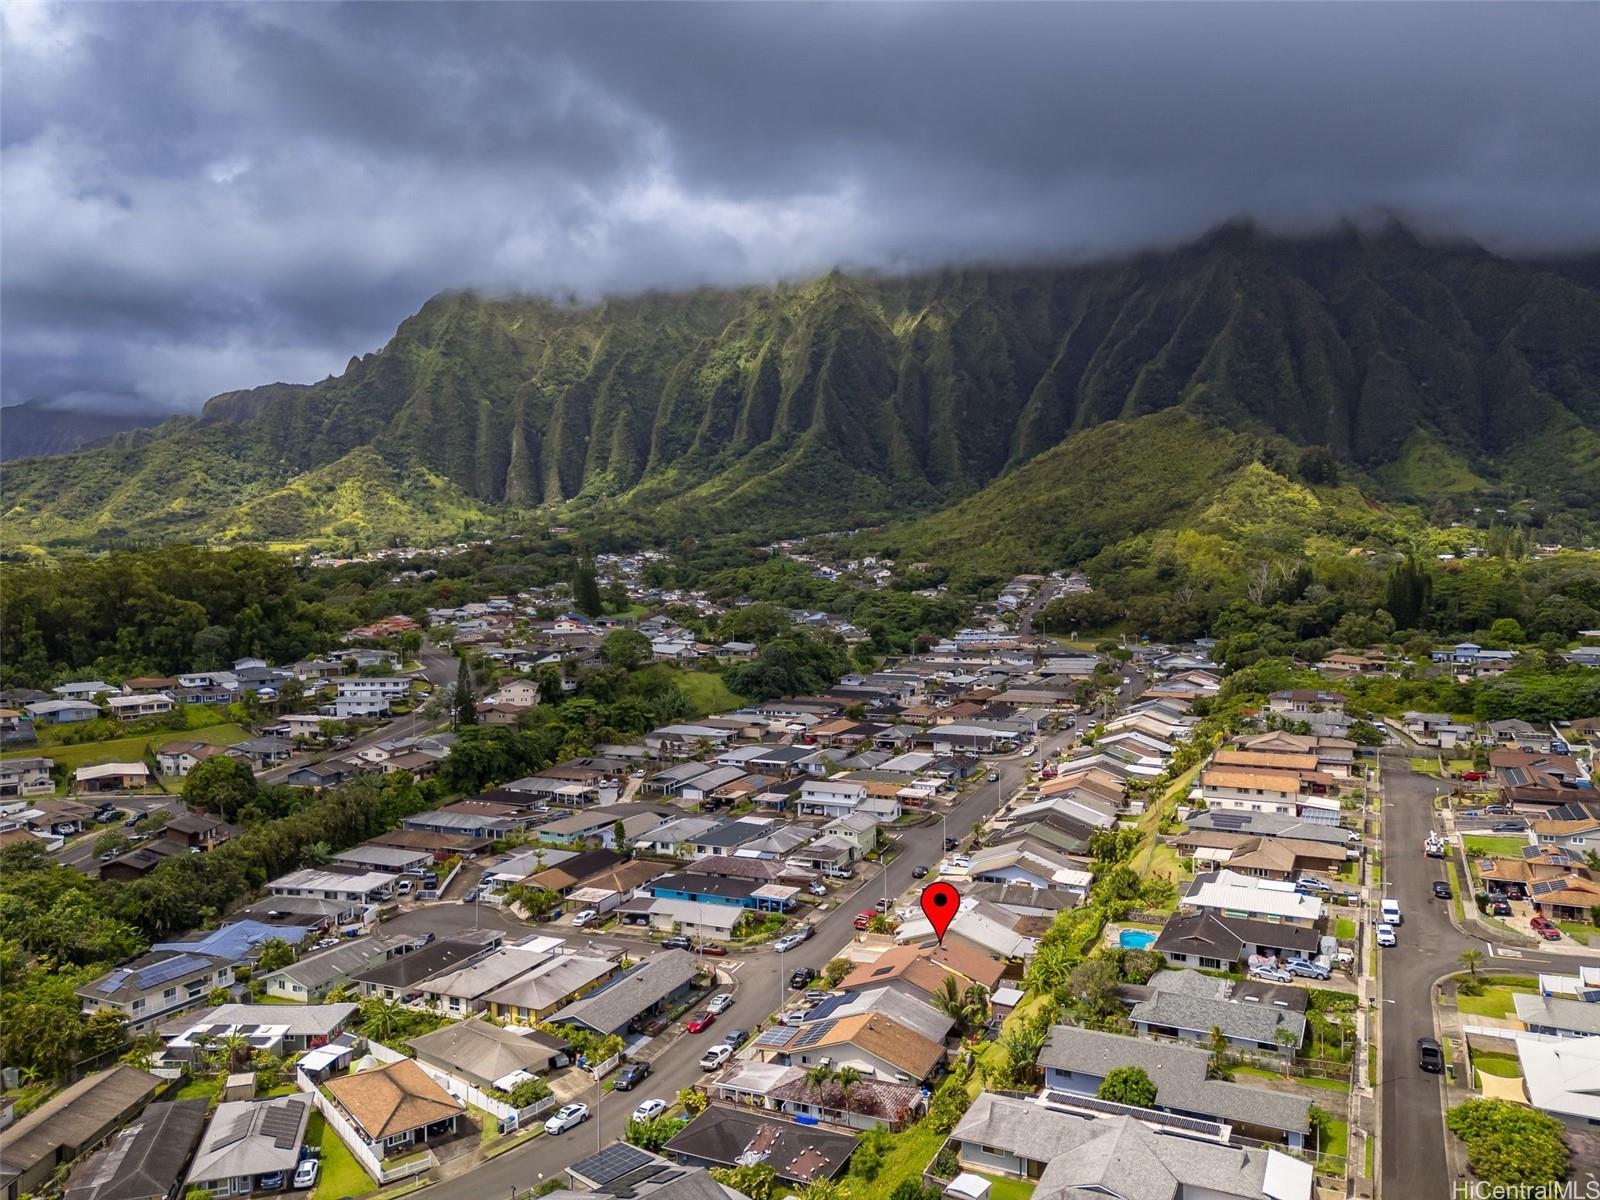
[1376,747,1592,1198]
[418,701,1120,1200]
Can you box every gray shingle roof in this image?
[548,950,699,1034]
[1130,972,1307,1047]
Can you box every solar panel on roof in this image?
[97,968,132,994]
[135,954,208,989]
[1041,1091,1225,1137]
[788,1021,832,1049]
[260,1102,304,1148]
[574,1143,656,1186]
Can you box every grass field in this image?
[1557,922,1595,945]
[1456,983,1537,1019]
[309,1112,373,1200]
[1318,1114,1351,1174]
[4,723,251,772]
[1232,1066,1350,1092]
[671,670,746,718]
[1409,757,1441,776]
[1335,917,1358,940]
[1472,1051,1522,1080]
[1462,836,1530,858]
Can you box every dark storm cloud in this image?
[3,2,1598,411]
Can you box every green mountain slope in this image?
[4,225,1598,550]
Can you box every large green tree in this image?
[183,756,259,823]
[1097,1066,1158,1108]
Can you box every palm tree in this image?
[1458,948,1485,977]
[302,841,332,867]
[803,1064,836,1099]
[833,1067,864,1114]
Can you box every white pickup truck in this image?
[1381,898,1403,926]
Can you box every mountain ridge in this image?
[4,225,1598,551]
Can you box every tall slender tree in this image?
[453,657,477,728]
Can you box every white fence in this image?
[589,1052,622,1081]
[295,1068,436,1185]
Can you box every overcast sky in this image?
[4,2,1598,412]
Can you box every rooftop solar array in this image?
[260,1101,304,1149]
[574,1143,656,1186]
[1042,1091,1227,1138]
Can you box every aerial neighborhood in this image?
[4,537,1600,1200]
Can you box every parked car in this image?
[911,865,928,879]
[723,1028,748,1046]
[632,1098,667,1123]
[613,1062,651,1091]
[544,1103,590,1134]
[1248,965,1293,983]
[707,993,735,1014]
[699,1045,733,1071]
[778,1009,808,1027]
[1491,822,1525,833]
[98,850,117,863]
[661,935,693,949]
[1285,958,1331,980]
[1490,899,1513,916]
[790,966,817,989]
[1531,914,1552,931]
[944,837,959,851]
[1418,1037,1444,1073]
[1432,881,1453,900]
[1540,925,1563,941]
[685,1010,716,1034]
[803,989,831,1004]
[852,911,876,930]
[571,908,599,928]
[1376,923,1397,947]
[694,943,728,956]
[258,1173,285,1191]
[773,933,803,953]
[396,879,414,895]
[807,881,828,897]
[987,771,1000,782]
[1460,770,1487,781]
[293,1160,320,1190]
[462,887,482,902]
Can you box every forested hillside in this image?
[4,225,1598,551]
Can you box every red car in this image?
[1460,770,1487,781]
[695,943,728,957]
[1531,914,1552,931]
[852,911,876,930]
[685,1010,716,1033]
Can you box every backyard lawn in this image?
[3,723,251,772]
[976,1174,1037,1200]
[672,671,746,718]
[1557,922,1595,946]
[1462,836,1531,858]
[1232,1066,1350,1093]
[1335,917,1358,940]
[1472,1051,1522,1080]
[1317,1114,1351,1173]
[309,1112,372,1200]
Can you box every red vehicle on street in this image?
[685,1010,716,1033]
[694,943,728,956]
[1460,770,1487,781]
[852,910,876,930]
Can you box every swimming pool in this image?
[1118,929,1157,950]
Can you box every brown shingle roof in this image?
[323,1058,464,1140]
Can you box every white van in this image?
[1381,898,1402,926]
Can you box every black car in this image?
[789,966,817,989]
[661,935,693,949]
[1433,880,1452,900]
[911,865,929,879]
[612,1062,650,1091]
[1490,898,1513,916]
[1418,1036,1444,1073]
[944,837,959,851]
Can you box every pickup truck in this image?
[1381,898,1403,926]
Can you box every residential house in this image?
[26,698,103,725]
[647,873,797,915]
[155,742,229,777]
[482,953,621,1025]
[0,756,56,798]
[1172,831,1348,879]
[749,1011,944,1084]
[162,811,241,852]
[1182,869,1324,927]
[0,1067,163,1200]
[1152,910,1322,971]
[75,762,152,793]
[1516,1034,1600,1128]
[406,1018,570,1092]
[267,867,395,906]
[257,935,409,1003]
[546,950,700,1035]
[663,1106,856,1185]
[948,1092,1312,1200]
[1038,1024,1312,1147]
[62,1099,208,1200]
[1127,969,1308,1055]
[350,932,503,1002]
[79,951,237,1035]
[324,1059,466,1159]
[157,1004,357,1061]
[184,1094,313,1197]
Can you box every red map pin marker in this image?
[919,882,961,945]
